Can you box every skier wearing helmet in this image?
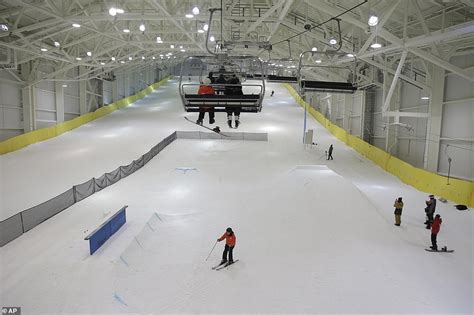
[196,77,215,125]
[217,227,236,264]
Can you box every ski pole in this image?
[205,241,218,261]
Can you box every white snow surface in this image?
[0,79,472,314]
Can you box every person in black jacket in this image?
[225,75,243,129]
[327,144,334,160]
[425,195,436,229]
[215,73,226,95]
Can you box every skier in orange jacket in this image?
[217,227,236,264]
[196,77,215,125]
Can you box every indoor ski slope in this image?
[0,79,472,313]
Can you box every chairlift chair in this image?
[297,50,358,94]
[179,55,265,113]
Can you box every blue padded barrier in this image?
[84,206,127,255]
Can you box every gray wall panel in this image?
[0,214,23,247]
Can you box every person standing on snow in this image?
[327,144,334,160]
[217,227,236,264]
[393,197,404,226]
[430,214,442,251]
[425,194,436,229]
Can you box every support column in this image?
[383,71,397,152]
[125,74,130,96]
[20,63,35,132]
[54,68,65,123]
[79,66,87,115]
[360,92,367,139]
[343,94,353,132]
[112,79,118,102]
[424,66,445,171]
[54,81,65,123]
[329,94,337,122]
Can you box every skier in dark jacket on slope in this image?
[425,195,436,229]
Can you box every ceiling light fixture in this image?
[139,23,146,32]
[40,48,48,52]
[120,60,125,63]
[123,29,130,33]
[185,14,194,18]
[72,23,81,28]
[311,47,317,51]
[109,7,117,16]
[192,7,200,15]
[76,57,82,61]
[142,56,145,59]
[198,29,204,33]
[54,41,60,47]
[180,49,185,52]
[62,84,68,88]
[170,44,175,48]
[100,62,105,65]
[315,59,322,64]
[370,42,382,49]
[347,53,355,57]
[329,37,337,45]
[179,45,183,49]
[111,56,116,61]
[152,56,155,59]
[86,51,92,56]
[421,96,430,100]
[368,15,379,27]
[203,24,209,31]
[0,24,9,32]
[115,8,124,14]
[128,56,132,60]
[210,36,215,42]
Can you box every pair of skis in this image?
[212,259,239,271]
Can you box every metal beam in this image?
[246,0,286,34]
[267,0,293,41]
[305,1,474,82]
[382,50,407,114]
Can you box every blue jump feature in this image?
[85,205,127,255]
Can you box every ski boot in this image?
[196,119,203,125]
[209,118,215,124]
[227,120,232,128]
[235,119,240,129]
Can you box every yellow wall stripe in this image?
[0,77,170,155]
[284,84,473,207]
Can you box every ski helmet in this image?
[226,227,233,233]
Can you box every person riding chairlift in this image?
[196,77,215,125]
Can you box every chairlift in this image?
[265,41,299,83]
[297,50,358,94]
[179,55,265,113]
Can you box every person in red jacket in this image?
[430,214,442,251]
[196,77,215,125]
[217,227,236,264]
